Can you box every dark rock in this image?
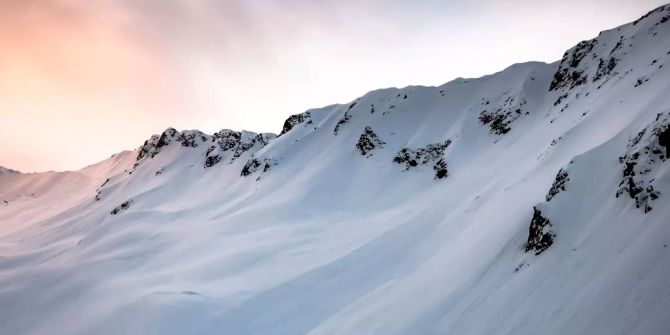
[206,131,276,168]
[241,159,261,176]
[433,159,448,179]
[593,57,618,81]
[110,200,133,215]
[280,112,312,135]
[241,158,277,179]
[658,127,670,156]
[479,95,527,135]
[356,126,385,155]
[333,111,352,135]
[205,146,221,168]
[177,130,206,147]
[546,169,569,202]
[549,40,595,91]
[393,140,452,179]
[157,128,178,149]
[616,114,668,213]
[95,178,111,201]
[525,207,555,255]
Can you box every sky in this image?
[0,0,667,172]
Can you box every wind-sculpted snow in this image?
[2,4,670,335]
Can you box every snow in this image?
[1,4,670,335]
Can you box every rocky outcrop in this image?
[356,126,385,155]
[205,130,276,168]
[549,5,669,93]
[280,112,312,136]
[525,207,555,255]
[110,200,133,215]
[616,113,669,213]
[392,140,452,179]
[333,111,352,135]
[546,168,569,202]
[94,178,111,201]
[478,95,529,135]
[241,158,277,180]
[549,40,594,91]
[135,128,179,164]
[177,130,208,148]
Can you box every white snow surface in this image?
[2,5,670,335]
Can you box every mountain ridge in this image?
[1,4,670,335]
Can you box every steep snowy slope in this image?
[1,4,670,335]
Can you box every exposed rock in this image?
[433,159,448,179]
[392,140,452,179]
[241,159,261,176]
[479,95,528,135]
[214,130,242,150]
[616,113,669,213]
[593,57,619,82]
[135,128,179,163]
[241,158,277,179]
[136,135,160,162]
[204,146,220,168]
[659,127,670,156]
[254,133,276,147]
[94,178,110,201]
[549,40,595,91]
[280,112,312,135]
[110,200,133,215]
[356,126,385,155]
[205,130,276,168]
[156,128,178,149]
[177,130,207,148]
[333,111,352,135]
[525,207,555,255]
[546,168,569,202]
[632,4,667,25]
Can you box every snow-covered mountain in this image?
[2,4,670,335]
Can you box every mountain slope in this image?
[1,4,670,335]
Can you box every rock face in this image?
[177,130,208,148]
[241,158,277,179]
[241,159,261,176]
[616,113,669,213]
[525,207,555,255]
[356,126,385,155]
[546,168,569,202]
[132,127,277,170]
[280,112,312,135]
[549,5,669,95]
[135,128,179,164]
[550,40,594,91]
[392,140,452,179]
[205,130,275,168]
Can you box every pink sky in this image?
[1,0,667,172]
